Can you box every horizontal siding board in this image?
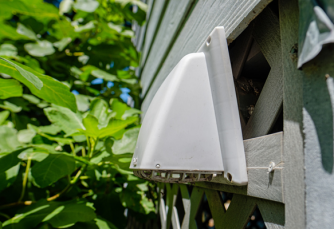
[195,132,284,203]
[140,0,194,95]
[141,0,272,116]
[140,0,167,68]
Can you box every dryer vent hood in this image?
[130,27,248,185]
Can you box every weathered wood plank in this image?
[140,0,194,95]
[221,194,257,228]
[257,199,285,229]
[179,184,191,229]
[140,0,167,67]
[279,0,305,228]
[134,0,153,52]
[171,206,181,229]
[205,189,225,228]
[243,7,283,139]
[141,0,273,114]
[165,184,179,229]
[180,186,204,229]
[159,198,167,229]
[195,132,284,203]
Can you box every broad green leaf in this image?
[0,163,20,192]
[0,101,22,112]
[0,148,28,173]
[80,115,137,138]
[46,202,96,228]
[3,200,95,229]
[2,200,53,229]
[81,114,99,137]
[91,69,119,82]
[0,44,17,57]
[75,94,90,112]
[18,150,48,162]
[17,129,36,143]
[24,41,55,57]
[122,108,141,119]
[0,126,21,152]
[59,0,74,15]
[44,106,84,136]
[0,78,23,99]
[53,37,72,51]
[112,127,139,155]
[89,98,108,125]
[74,0,99,12]
[28,124,61,135]
[108,22,122,33]
[0,59,77,111]
[0,110,10,124]
[22,94,40,104]
[39,132,74,145]
[75,21,96,33]
[31,154,77,188]
[0,57,43,90]
[16,23,37,40]
[110,99,129,119]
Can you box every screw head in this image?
[133,158,137,166]
[156,164,160,168]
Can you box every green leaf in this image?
[31,154,77,188]
[3,200,96,229]
[16,23,37,40]
[75,21,96,33]
[24,40,55,57]
[0,78,23,99]
[112,127,139,155]
[75,94,90,112]
[0,59,77,111]
[0,126,21,152]
[44,106,84,136]
[91,69,119,82]
[80,115,137,138]
[0,44,18,57]
[0,163,20,192]
[0,57,43,90]
[17,129,36,143]
[0,148,28,173]
[46,202,96,228]
[28,124,61,135]
[0,101,22,112]
[110,99,129,119]
[0,110,10,124]
[53,37,72,51]
[74,0,99,12]
[89,98,108,126]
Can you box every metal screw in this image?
[133,158,137,166]
[268,161,276,173]
[156,164,160,168]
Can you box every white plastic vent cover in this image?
[130,27,248,185]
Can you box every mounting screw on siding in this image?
[156,164,160,168]
[268,161,276,173]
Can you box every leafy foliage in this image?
[0,0,157,228]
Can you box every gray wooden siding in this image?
[139,0,273,117]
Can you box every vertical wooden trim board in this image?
[279,0,305,228]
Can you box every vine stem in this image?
[18,157,32,202]
[69,143,75,156]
